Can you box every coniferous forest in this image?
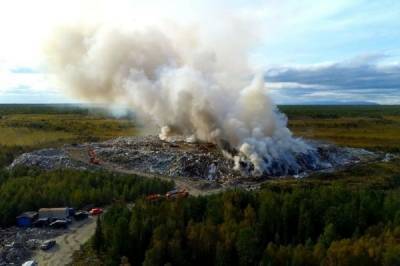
[85,185,400,266]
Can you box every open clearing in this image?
[0,113,136,147]
[34,217,97,266]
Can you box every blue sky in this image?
[0,0,399,104]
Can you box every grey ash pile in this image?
[0,227,63,266]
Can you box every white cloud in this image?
[265,81,332,90]
[0,66,52,93]
[265,54,400,104]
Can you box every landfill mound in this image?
[96,136,238,181]
[9,148,87,171]
[10,136,377,183]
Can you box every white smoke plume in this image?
[44,22,317,177]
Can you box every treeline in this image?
[289,118,396,129]
[0,145,25,168]
[0,104,90,116]
[279,105,400,119]
[2,116,134,141]
[0,167,174,226]
[0,104,135,118]
[91,186,400,265]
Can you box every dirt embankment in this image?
[34,217,97,266]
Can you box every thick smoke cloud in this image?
[45,23,314,176]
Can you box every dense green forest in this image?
[79,185,400,266]
[0,167,173,226]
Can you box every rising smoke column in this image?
[44,23,319,176]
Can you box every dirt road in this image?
[34,217,97,266]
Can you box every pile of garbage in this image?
[96,136,239,181]
[0,227,63,265]
[9,148,87,171]
[96,137,378,180]
[10,136,379,183]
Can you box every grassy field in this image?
[0,105,137,167]
[0,114,136,146]
[280,105,400,152]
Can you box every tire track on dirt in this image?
[34,216,97,266]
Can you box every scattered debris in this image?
[382,153,397,162]
[0,227,64,265]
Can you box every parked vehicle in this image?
[68,207,76,217]
[146,194,163,202]
[89,208,103,215]
[38,207,69,221]
[63,218,72,224]
[74,211,89,220]
[88,148,101,164]
[168,191,189,199]
[166,189,179,198]
[33,218,50,227]
[22,260,38,266]
[40,240,56,251]
[49,219,68,229]
[82,204,95,212]
[166,189,189,199]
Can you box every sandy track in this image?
[34,217,97,266]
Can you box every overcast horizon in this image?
[0,0,399,105]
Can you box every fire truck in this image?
[88,147,100,165]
